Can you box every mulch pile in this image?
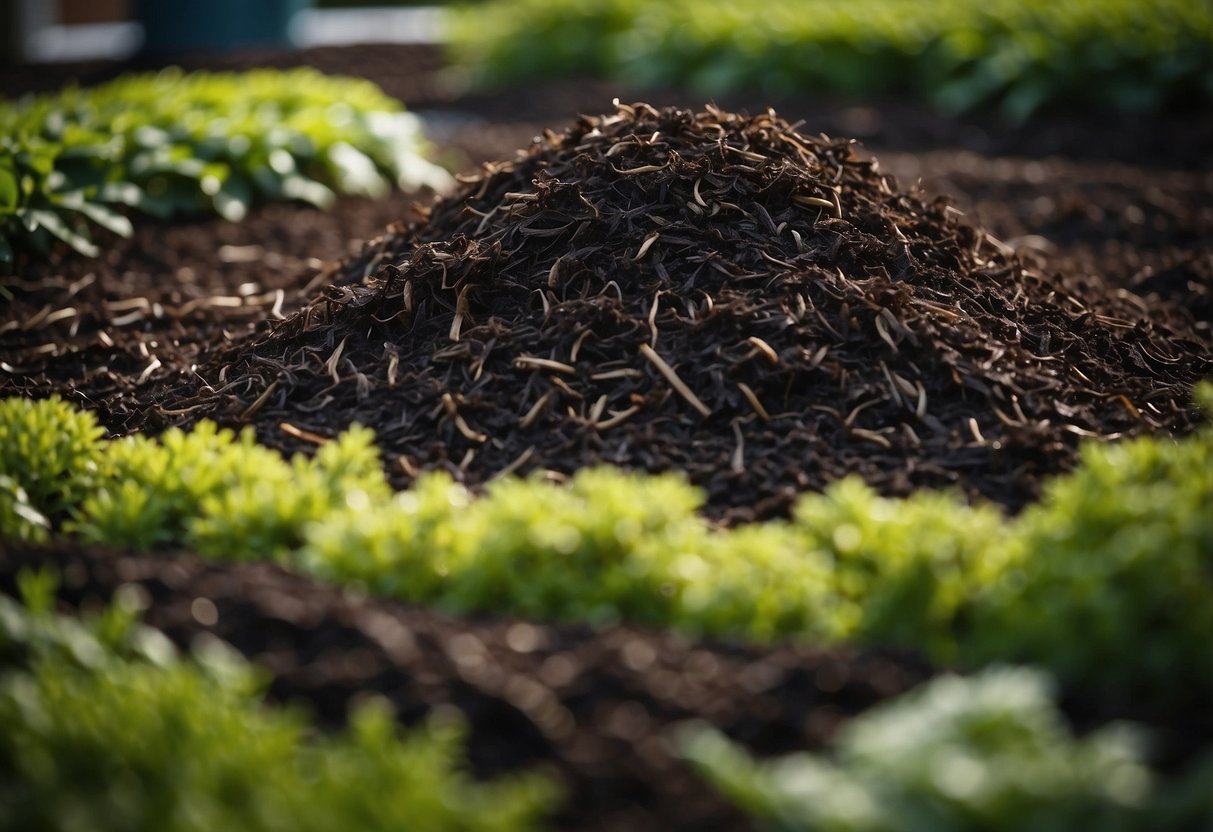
[157,103,1210,519]
[0,540,936,832]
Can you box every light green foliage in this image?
[302,467,838,636]
[0,67,451,271]
[0,396,104,532]
[790,479,1012,660]
[679,666,1213,832]
[0,578,557,832]
[299,471,475,600]
[966,410,1213,704]
[2,388,1211,709]
[70,423,271,550]
[0,475,50,544]
[675,520,834,642]
[450,0,1213,122]
[70,421,388,559]
[190,424,389,560]
[443,468,707,623]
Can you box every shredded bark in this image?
[153,102,1210,519]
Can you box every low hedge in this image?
[2,388,1210,711]
[449,0,1213,122]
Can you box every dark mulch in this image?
[0,539,937,832]
[145,103,1209,519]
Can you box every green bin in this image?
[136,0,311,54]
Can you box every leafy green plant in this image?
[449,0,1213,122]
[0,67,452,272]
[0,134,133,264]
[1,385,1210,710]
[963,388,1213,704]
[0,575,557,832]
[0,396,105,529]
[70,421,389,559]
[679,666,1213,832]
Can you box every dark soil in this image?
[3,539,1207,831]
[0,538,937,832]
[1,43,1211,830]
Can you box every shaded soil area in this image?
[0,539,937,832]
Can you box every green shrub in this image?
[449,0,1213,122]
[0,67,452,271]
[965,407,1213,705]
[0,576,557,832]
[0,396,104,529]
[70,422,388,560]
[1,388,1210,710]
[679,666,1213,832]
[790,478,1010,661]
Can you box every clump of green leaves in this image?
[679,666,1213,832]
[0,67,452,272]
[0,574,558,832]
[70,422,389,559]
[1,386,1211,710]
[450,0,1213,122]
[963,387,1213,704]
[0,396,104,535]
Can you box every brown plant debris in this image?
[160,102,1211,519]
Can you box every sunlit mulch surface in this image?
[0,539,935,832]
[155,103,1209,519]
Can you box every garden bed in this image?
[2,42,1211,832]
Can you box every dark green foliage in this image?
[679,666,1213,831]
[449,0,1213,122]
[0,576,557,832]
[0,68,451,271]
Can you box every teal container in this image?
[136,0,311,54]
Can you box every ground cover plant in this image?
[0,66,450,271]
[0,575,557,832]
[681,667,1213,831]
[2,389,1210,716]
[450,0,1213,121]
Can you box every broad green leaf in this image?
[26,208,99,257]
[327,141,387,198]
[213,174,252,222]
[281,174,335,209]
[0,161,18,212]
[73,200,135,238]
